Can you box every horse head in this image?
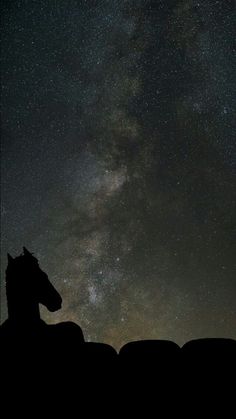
[6,247,62,314]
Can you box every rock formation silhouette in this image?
[1,248,235,414]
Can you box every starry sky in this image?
[1,0,236,349]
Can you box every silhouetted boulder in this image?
[119,339,180,375]
[76,342,118,374]
[180,338,236,409]
[182,338,236,355]
[120,339,180,358]
[119,339,180,371]
[80,342,117,359]
[181,338,236,372]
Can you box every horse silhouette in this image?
[0,247,84,346]
[5,247,62,325]
[0,248,117,396]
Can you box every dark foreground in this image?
[1,321,235,415]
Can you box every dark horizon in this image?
[1,0,235,349]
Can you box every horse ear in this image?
[23,247,32,256]
[7,253,14,263]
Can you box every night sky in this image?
[1,0,235,349]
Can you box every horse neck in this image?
[7,289,41,325]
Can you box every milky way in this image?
[1,0,236,349]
